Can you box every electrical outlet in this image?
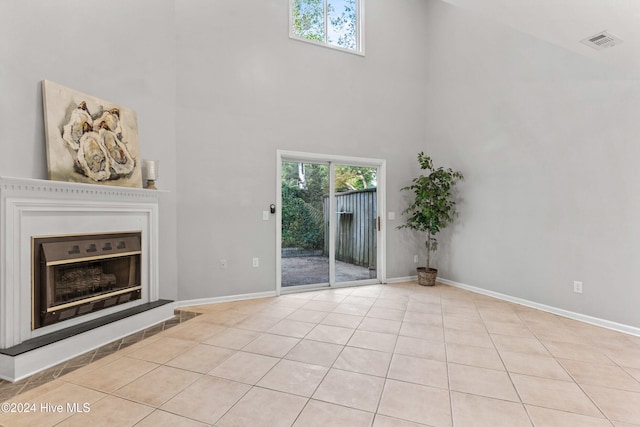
[252,257,259,268]
[573,281,583,294]
[220,259,227,269]
[262,211,269,221]
[388,211,395,220]
[414,255,419,263]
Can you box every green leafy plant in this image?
[399,152,464,270]
[291,0,358,50]
[281,183,324,249]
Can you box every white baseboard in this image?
[438,277,640,337]
[187,280,640,338]
[386,276,418,284]
[174,291,278,310]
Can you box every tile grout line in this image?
[476,297,535,427]
[440,287,459,427]
[512,307,612,423]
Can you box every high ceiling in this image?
[441,0,640,75]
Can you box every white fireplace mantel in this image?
[0,176,161,350]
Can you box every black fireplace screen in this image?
[32,232,142,329]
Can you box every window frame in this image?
[288,0,365,56]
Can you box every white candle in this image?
[143,160,158,180]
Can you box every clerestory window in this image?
[290,0,364,55]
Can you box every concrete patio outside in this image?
[281,256,374,287]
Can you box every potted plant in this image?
[399,152,464,286]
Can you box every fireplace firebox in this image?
[32,232,142,329]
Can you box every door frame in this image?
[276,150,387,295]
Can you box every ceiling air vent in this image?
[580,31,623,51]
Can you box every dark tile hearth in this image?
[0,300,175,357]
[0,308,200,402]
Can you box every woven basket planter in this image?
[417,267,437,286]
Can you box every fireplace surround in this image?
[0,176,170,381]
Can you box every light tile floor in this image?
[0,310,200,403]
[2,282,640,426]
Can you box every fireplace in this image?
[32,232,142,329]
[0,177,165,381]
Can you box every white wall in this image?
[4,0,638,330]
[422,1,640,327]
[174,0,431,300]
[0,0,179,300]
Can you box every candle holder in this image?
[142,160,158,190]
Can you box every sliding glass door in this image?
[277,151,385,292]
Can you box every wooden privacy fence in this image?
[323,188,377,268]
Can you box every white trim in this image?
[275,158,283,296]
[358,0,366,54]
[280,280,380,294]
[173,291,278,309]
[279,150,382,166]
[438,277,640,337]
[377,160,387,283]
[289,35,366,57]
[386,275,418,284]
[281,283,330,294]
[331,278,379,288]
[323,0,328,48]
[329,164,336,284]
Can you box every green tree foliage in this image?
[282,162,328,204]
[399,153,463,269]
[282,163,326,249]
[281,162,302,188]
[283,162,375,195]
[292,0,358,50]
[282,183,324,249]
[302,163,330,202]
[291,0,325,43]
[335,165,376,192]
[281,162,376,249]
[328,0,357,50]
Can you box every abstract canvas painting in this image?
[42,80,142,188]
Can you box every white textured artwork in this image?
[42,80,142,187]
